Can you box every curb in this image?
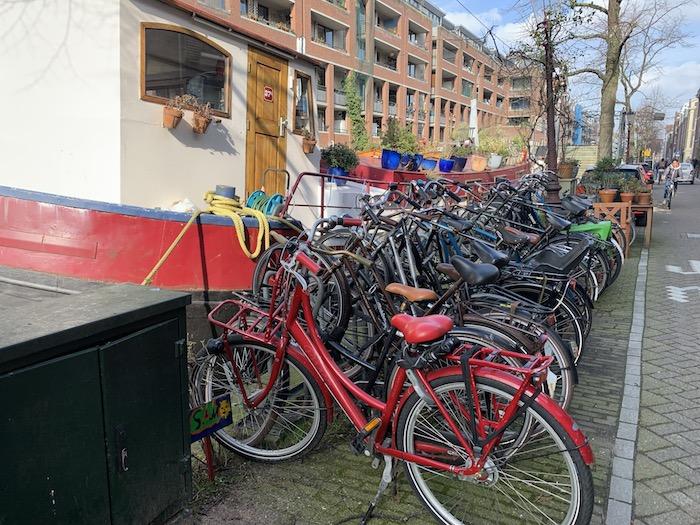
[605,248,648,524]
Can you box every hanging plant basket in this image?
[192,114,212,134]
[303,137,317,154]
[163,107,183,129]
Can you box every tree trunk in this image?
[597,0,623,160]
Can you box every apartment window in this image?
[497,76,504,87]
[408,62,416,78]
[463,53,474,71]
[294,73,314,135]
[484,67,493,82]
[239,0,247,14]
[461,80,473,98]
[510,97,530,110]
[199,0,227,11]
[512,76,531,90]
[142,24,230,116]
[313,23,345,50]
[316,67,326,87]
[318,107,327,131]
[257,4,269,20]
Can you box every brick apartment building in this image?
[184,0,544,148]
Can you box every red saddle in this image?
[390,314,454,345]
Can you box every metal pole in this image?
[543,17,560,203]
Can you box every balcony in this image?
[418,109,426,121]
[375,1,401,37]
[311,13,348,51]
[440,116,446,126]
[374,100,383,113]
[323,0,346,9]
[408,21,428,50]
[375,39,400,72]
[388,102,397,116]
[243,0,293,33]
[334,120,348,133]
[317,86,327,103]
[511,77,532,92]
[442,42,458,64]
[334,90,347,106]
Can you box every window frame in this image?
[140,22,232,118]
[293,72,315,136]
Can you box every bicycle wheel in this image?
[195,340,327,461]
[397,374,594,525]
[252,244,351,342]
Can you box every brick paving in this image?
[633,183,700,525]
[194,228,643,524]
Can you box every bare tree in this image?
[566,0,691,161]
[619,10,687,118]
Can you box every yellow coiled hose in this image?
[203,191,270,259]
[141,190,271,285]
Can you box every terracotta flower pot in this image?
[558,162,577,179]
[636,192,652,205]
[620,192,635,203]
[192,114,211,134]
[598,189,617,203]
[303,138,316,154]
[469,154,487,172]
[163,107,183,129]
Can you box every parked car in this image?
[678,162,694,184]
[618,164,652,184]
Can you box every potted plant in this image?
[619,178,636,203]
[321,143,359,185]
[396,124,419,169]
[558,159,579,180]
[302,129,316,154]
[192,100,212,134]
[636,182,652,205]
[477,128,508,170]
[380,117,402,169]
[162,94,194,129]
[450,145,472,172]
[598,173,620,203]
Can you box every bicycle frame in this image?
[209,275,595,473]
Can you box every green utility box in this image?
[0,285,192,524]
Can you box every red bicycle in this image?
[198,242,594,524]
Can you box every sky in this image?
[435,0,700,118]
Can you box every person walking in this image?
[662,158,682,208]
[656,158,668,184]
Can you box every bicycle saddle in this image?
[442,217,473,232]
[560,197,589,217]
[503,226,541,245]
[436,263,461,281]
[390,313,454,344]
[526,239,592,274]
[570,194,593,208]
[470,239,510,269]
[497,226,530,246]
[385,283,439,303]
[450,256,500,286]
[547,214,572,232]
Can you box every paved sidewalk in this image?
[633,183,700,524]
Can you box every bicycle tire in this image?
[397,374,594,525]
[195,340,327,462]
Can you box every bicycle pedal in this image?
[350,417,382,456]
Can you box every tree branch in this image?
[571,2,608,15]
[568,67,604,80]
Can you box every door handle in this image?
[115,425,129,472]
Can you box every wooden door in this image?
[246,48,288,196]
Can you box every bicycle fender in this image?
[394,366,594,465]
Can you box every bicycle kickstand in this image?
[360,454,393,525]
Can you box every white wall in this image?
[0,0,121,202]
[120,0,320,211]
[119,0,248,209]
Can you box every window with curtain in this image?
[143,25,230,115]
[294,73,314,135]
